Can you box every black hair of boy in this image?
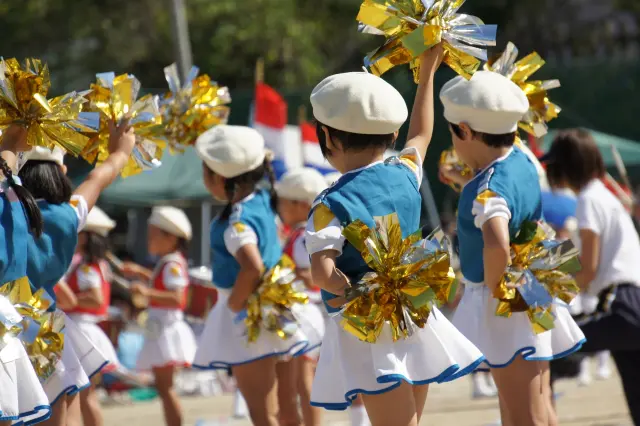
[449,123,517,148]
[315,121,396,158]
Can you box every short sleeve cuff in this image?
[162,262,189,289]
[305,211,344,256]
[292,237,311,269]
[70,195,89,232]
[223,222,258,256]
[472,193,511,229]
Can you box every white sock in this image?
[597,351,610,368]
[232,389,248,417]
[349,405,371,426]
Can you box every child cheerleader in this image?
[276,167,328,426]
[126,206,197,426]
[436,71,585,425]
[193,125,309,426]
[0,126,51,425]
[18,120,136,426]
[305,46,483,426]
[65,206,122,426]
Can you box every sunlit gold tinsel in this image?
[0,277,64,382]
[81,72,166,177]
[438,147,473,192]
[245,255,309,343]
[338,213,456,343]
[493,220,581,334]
[0,58,99,155]
[357,0,497,82]
[485,42,561,137]
[161,64,231,150]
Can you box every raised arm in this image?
[74,120,135,211]
[405,44,445,162]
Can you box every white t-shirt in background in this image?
[576,179,640,295]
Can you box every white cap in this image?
[276,168,328,205]
[188,266,212,283]
[148,206,192,241]
[324,172,342,186]
[83,206,116,237]
[20,146,65,168]
[440,71,529,135]
[195,125,266,178]
[311,72,407,135]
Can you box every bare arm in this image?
[75,287,104,310]
[575,229,600,291]
[55,281,78,311]
[296,268,314,291]
[122,262,154,281]
[132,285,184,308]
[405,44,445,161]
[0,125,29,171]
[482,217,512,293]
[310,250,350,308]
[227,244,265,313]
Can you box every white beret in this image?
[148,206,192,241]
[440,71,529,135]
[276,168,328,205]
[188,266,212,283]
[23,146,65,167]
[195,125,266,179]
[324,172,342,186]
[311,72,407,135]
[83,206,116,237]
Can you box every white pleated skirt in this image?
[193,292,309,370]
[292,302,325,361]
[310,306,485,410]
[68,315,121,374]
[452,283,586,369]
[0,339,50,424]
[137,308,197,371]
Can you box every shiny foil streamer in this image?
[244,255,309,343]
[81,72,167,177]
[338,213,456,343]
[357,0,497,82]
[484,42,561,137]
[493,220,581,334]
[0,58,99,155]
[161,64,231,150]
[438,147,473,192]
[0,277,64,382]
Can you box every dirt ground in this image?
[102,362,631,426]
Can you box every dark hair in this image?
[0,157,43,236]
[83,232,109,264]
[544,128,605,191]
[19,160,73,204]
[215,158,278,220]
[315,121,396,158]
[450,123,517,148]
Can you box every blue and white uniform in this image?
[0,181,51,425]
[305,148,484,410]
[193,190,308,369]
[20,196,108,417]
[452,148,585,368]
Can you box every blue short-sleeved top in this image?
[0,184,30,283]
[457,148,543,283]
[210,190,282,289]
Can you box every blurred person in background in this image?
[276,167,329,426]
[124,206,197,426]
[544,129,640,425]
[64,206,121,426]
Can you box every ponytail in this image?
[0,157,43,237]
[218,156,278,221]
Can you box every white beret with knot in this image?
[311,72,408,135]
[22,146,65,167]
[440,71,529,135]
[148,206,193,241]
[195,125,266,178]
[83,206,116,237]
[276,167,328,205]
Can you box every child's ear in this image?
[457,123,474,141]
[323,126,339,152]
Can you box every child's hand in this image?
[420,43,445,73]
[439,164,472,187]
[130,282,148,297]
[108,117,135,156]
[1,124,29,152]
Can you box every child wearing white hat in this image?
[63,206,121,426]
[437,70,584,424]
[276,167,328,426]
[193,125,309,425]
[125,206,197,426]
[304,45,483,425]
[16,121,136,426]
